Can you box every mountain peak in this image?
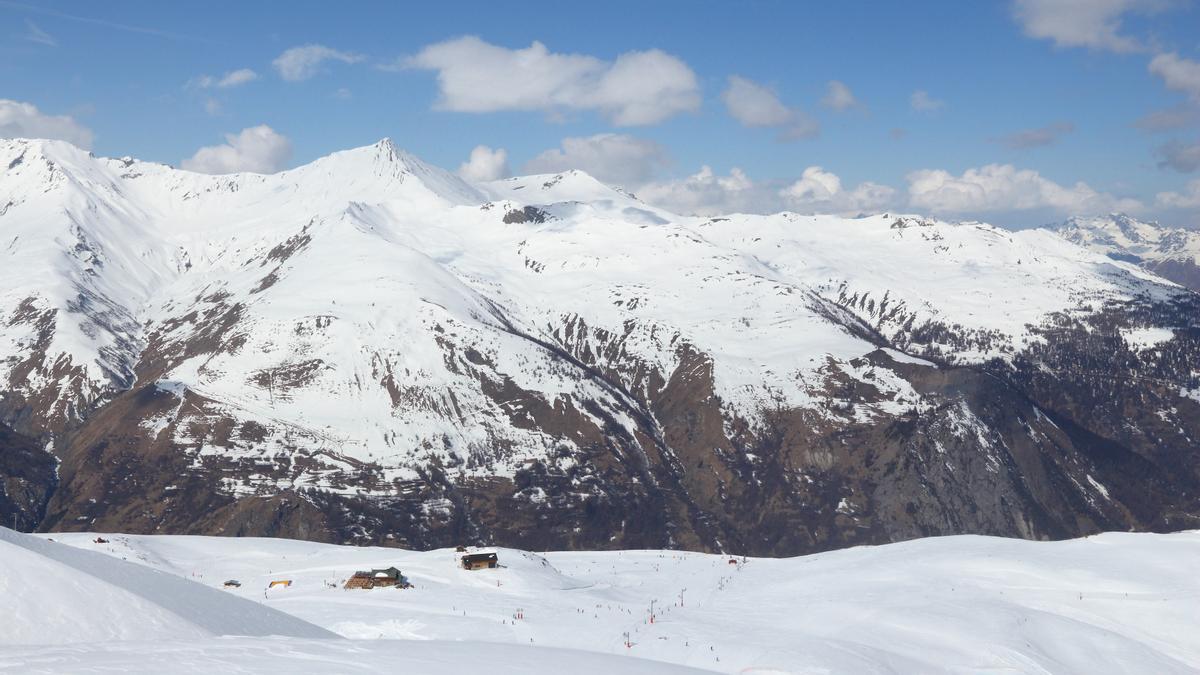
[287,139,485,206]
[481,169,643,207]
[1,136,96,170]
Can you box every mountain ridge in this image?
[1,137,1198,555]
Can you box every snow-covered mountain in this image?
[1055,213,1200,291]
[1,138,1198,554]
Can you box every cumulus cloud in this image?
[628,160,1146,222]
[273,45,363,82]
[25,20,56,46]
[458,145,510,182]
[637,166,764,216]
[722,76,819,140]
[910,90,944,112]
[1155,138,1200,173]
[637,165,896,217]
[722,77,791,126]
[1149,52,1200,102]
[192,68,258,89]
[1156,179,1200,209]
[523,133,668,186]
[820,80,858,111]
[992,121,1075,148]
[907,163,1142,215]
[1012,0,1155,52]
[0,99,93,148]
[181,125,292,174]
[404,36,700,126]
[781,167,897,215]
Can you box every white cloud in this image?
[181,125,292,174]
[637,165,895,217]
[192,68,259,89]
[404,36,700,126]
[907,163,1142,215]
[0,99,93,148]
[637,166,764,216]
[524,134,668,186]
[25,20,56,46]
[1149,52,1200,102]
[627,160,1148,222]
[783,166,842,202]
[203,98,221,116]
[215,68,258,88]
[1012,0,1154,52]
[781,167,897,215]
[458,145,510,182]
[820,80,858,111]
[910,90,944,112]
[273,45,363,82]
[722,76,791,126]
[1155,138,1200,173]
[1156,179,1200,209]
[993,121,1075,148]
[722,76,819,140]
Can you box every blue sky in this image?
[2,0,1199,227]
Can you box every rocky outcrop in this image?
[0,423,57,532]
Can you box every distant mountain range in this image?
[1056,213,1200,291]
[1,137,1197,555]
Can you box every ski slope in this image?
[0,527,704,674]
[5,528,1199,673]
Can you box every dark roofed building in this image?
[344,566,404,589]
[461,551,499,570]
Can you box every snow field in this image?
[15,529,1200,674]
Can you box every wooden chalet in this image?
[460,551,499,570]
[344,566,405,589]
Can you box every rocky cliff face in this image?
[1,138,1197,554]
[0,422,57,532]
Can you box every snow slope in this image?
[0,526,706,674]
[0,639,708,675]
[0,527,335,644]
[14,529,1200,674]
